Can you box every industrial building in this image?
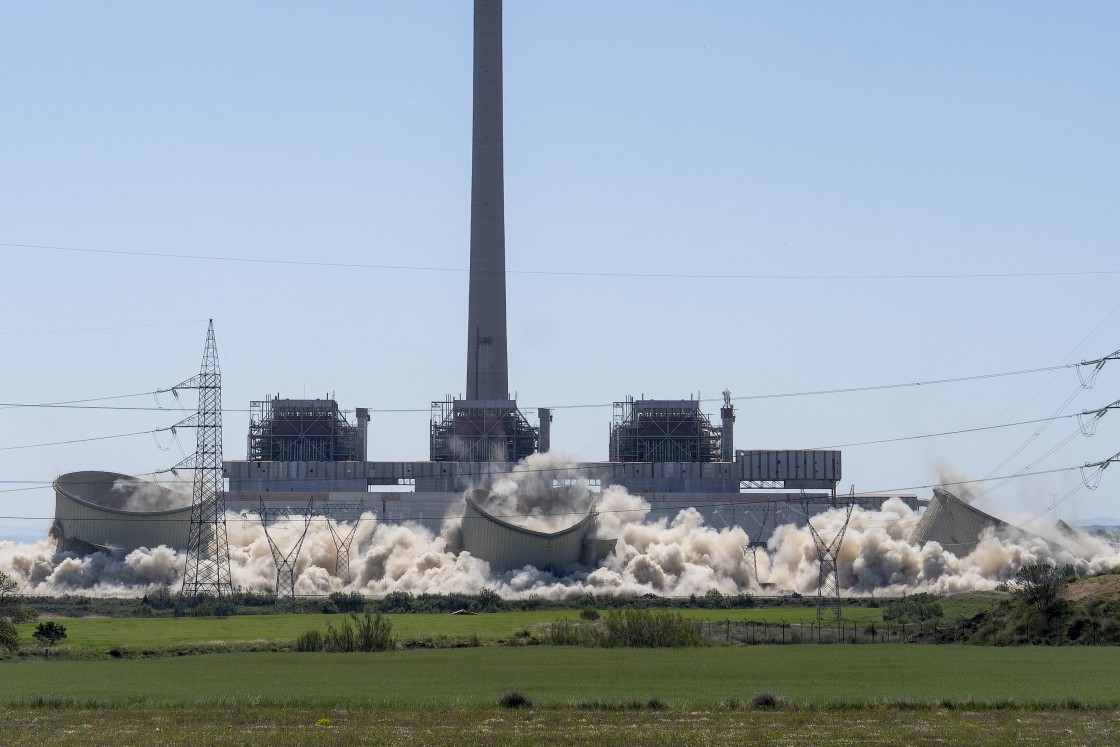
[52,2,923,581]
[215,0,916,569]
[248,397,368,463]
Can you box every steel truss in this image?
[325,502,367,585]
[259,499,315,613]
[175,320,234,616]
[259,500,370,610]
[247,397,359,462]
[806,488,855,621]
[609,397,722,463]
[430,398,538,462]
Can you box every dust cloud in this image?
[3,458,1118,599]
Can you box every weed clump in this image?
[299,612,395,653]
[500,690,532,709]
[296,629,324,652]
[751,692,781,709]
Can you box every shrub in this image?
[353,611,395,652]
[0,620,18,653]
[379,591,414,614]
[499,690,532,709]
[296,629,324,652]
[579,609,600,621]
[1011,564,1063,612]
[471,588,508,613]
[323,620,356,652]
[751,692,781,709]
[33,621,67,649]
[601,609,705,648]
[883,594,944,622]
[546,618,585,646]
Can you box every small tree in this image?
[1011,564,1063,612]
[0,571,34,653]
[0,570,34,622]
[0,620,17,653]
[33,621,67,654]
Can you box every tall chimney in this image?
[721,390,735,462]
[466,0,508,401]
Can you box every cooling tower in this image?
[910,487,1013,557]
[459,489,615,573]
[51,471,192,554]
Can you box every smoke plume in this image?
[3,459,1118,599]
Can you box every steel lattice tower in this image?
[807,489,855,621]
[176,320,233,614]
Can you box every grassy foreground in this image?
[2,705,1117,747]
[4,646,1120,708]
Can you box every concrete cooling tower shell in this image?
[52,471,192,554]
[460,489,602,573]
[909,487,1015,558]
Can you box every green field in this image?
[17,608,892,652]
[6,623,1119,745]
[4,646,1120,708]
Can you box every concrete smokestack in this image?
[720,390,735,462]
[466,0,509,401]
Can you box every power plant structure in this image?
[49,1,957,592]
[217,0,917,570]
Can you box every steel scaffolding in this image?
[430,398,539,462]
[609,397,723,463]
[247,397,359,462]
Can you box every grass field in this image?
[4,646,1120,708]
[16,604,965,653]
[6,628,1118,745]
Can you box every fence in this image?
[696,619,941,645]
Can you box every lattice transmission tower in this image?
[175,320,233,615]
[325,502,367,586]
[807,488,855,621]
[259,499,314,613]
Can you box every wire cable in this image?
[6,243,1120,281]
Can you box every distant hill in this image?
[1072,517,1120,527]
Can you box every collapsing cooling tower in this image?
[458,489,616,573]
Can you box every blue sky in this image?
[2,2,1118,541]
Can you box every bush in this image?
[296,629,324,652]
[471,588,508,613]
[751,692,780,709]
[316,612,395,652]
[353,611,396,652]
[579,609,600,621]
[601,609,706,648]
[1011,564,1063,612]
[546,618,585,646]
[499,690,532,709]
[883,594,944,623]
[0,620,18,653]
[323,620,356,652]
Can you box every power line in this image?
[0,391,165,411]
[6,243,1120,281]
[0,319,207,336]
[0,359,1092,415]
[810,412,1082,449]
[0,428,167,452]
